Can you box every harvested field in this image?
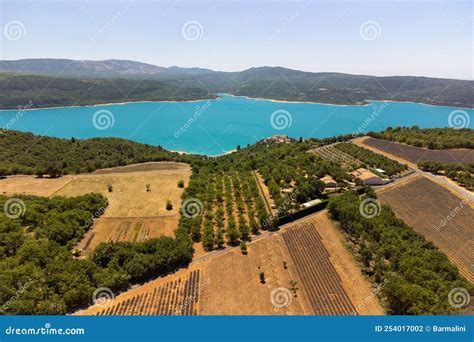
[283,222,357,315]
[76,215,179,255]
[378,175,474,283]
[199,231,313,315]
[0,175,73,197]
[362,137,474,165]
[292,212,385,315]
[78,211,384,316]
[54,165,190,217]
[80,267,203,316]
[93,162,189,174]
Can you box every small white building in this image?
[301,198,322,209]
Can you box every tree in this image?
[46,164,62,178]
[107,184,113,192]
[35,169,44,178]
[226,224,240,246]
[289,280,299,296]
[239,240,247,255]
[146,184,151,192]
[215,227,224,248]
[259,271,266,284]
[166,200,173,211]
[177,180,185,188]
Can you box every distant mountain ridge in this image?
[0,59,215,78]
[0,58,472,108]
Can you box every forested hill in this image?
[0,59,472,108]
[0,73,216,109]
[368,127,474,149]
[0,130,200,176]
[217,67,473,108]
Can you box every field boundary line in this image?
[48,176,75,197]
[252,170,272,213]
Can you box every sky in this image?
[0,0,473,79]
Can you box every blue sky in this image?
[1,0,472,79]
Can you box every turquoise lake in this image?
[1,94,472,156]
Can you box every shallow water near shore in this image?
[1,94,472,156]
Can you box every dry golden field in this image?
[54,163,191,218]
[78,210,384,316]
[0,162,191,254]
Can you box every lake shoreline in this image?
[1,93,472,112]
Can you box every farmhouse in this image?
[350,168,386,186]
[320,175,337,188]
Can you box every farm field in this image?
[0,162,191,255]
[199,229,313,315]
[78,211,383,316]
[79,266,204,316]
[378,175,474,283]
[0,174,74,197]
[76,215,179,255]
[361,137,474,165]
[283,212,385,315]
[0,162,191,217]
[187,170,270,250]
[54,164,191,217]
[309,144,361,168]
[283,223,356,314]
